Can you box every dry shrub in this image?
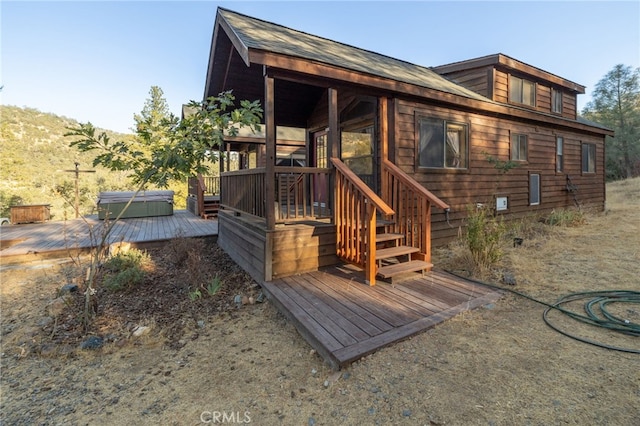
[161,236,208,289]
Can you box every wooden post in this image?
[379,97,389,204]
[365,205,377,286]
[264,70,276,231]
[62,162,95,218]
[328,88,338,223]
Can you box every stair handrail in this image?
[382,160,449,210]
[331,157,393,285]
[381,159,449,267]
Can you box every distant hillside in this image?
[0,106,187,220]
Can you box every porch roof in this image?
[214,8,488,103]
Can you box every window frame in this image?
[529,172,541,206]
[416,115,469,171]
[581,142,596,174]
[556,136,564,173]
[551,88,563,114]
[509,74,537,107]
[510,133,528,162]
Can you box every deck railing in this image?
[220,168,267,218]
[381,159,449,264]
[220,167,332,222]
[332,158,394,285]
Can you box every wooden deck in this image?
[0,210,218,265]
[262,265,502,370]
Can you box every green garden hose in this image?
[445,270,640,354]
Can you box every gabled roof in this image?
[432,53,586,94]
[204,8,612,136]
[215,7,488,102]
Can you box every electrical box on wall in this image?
[496,196,508,212]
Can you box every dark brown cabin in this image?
[199,8,612,285]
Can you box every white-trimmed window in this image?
[417,117,468,169]
[511,133,528,161]
[582,143,596,173]
[529,173,541,206]
[556,136,564,172]
[509,75,536,107]
[552,88,563,114]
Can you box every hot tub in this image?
[97,191,174,220]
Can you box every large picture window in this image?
[418,117,468,169]
[582,143,596,173]
[509,75,536,107]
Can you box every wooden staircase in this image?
[201,196,220,219]
[375,224,433,282]
[332,158,448,286]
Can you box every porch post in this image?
[328,87,338,219]
[328,88,339,160]
[380,97,389,201]
[264,70,276,231]
[380,97,388,162]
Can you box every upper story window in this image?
[509,75,536,107]
[582,143,596,173]
[552,88,563,114]
[511,133,528,161]
[417,117,468,169]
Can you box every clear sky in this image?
[2,1,639,134]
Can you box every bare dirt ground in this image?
[1,179,639,425]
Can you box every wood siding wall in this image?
[395,99,605,246]
[434,66,492,98]
[493,69,578,119]
[440,67,579,120]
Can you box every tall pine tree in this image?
[582,65,640,180]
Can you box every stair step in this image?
[376,233,405,243]
[375,245,419,260]
[377,260,433,279]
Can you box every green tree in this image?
[582,64,640,180]
[65,91,262,328]
[133,85,172,152]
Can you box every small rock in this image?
[248,296,255,305]
[241,296,249,305]
[233,295,243,308]
[367,407,375,415]
[342,372,351,380]
[197,320,205,328]
[133,326,150,337]
[59,284,79,294]
[323,380,330,388]
[80,336,103,350]
[308,417,316,426]
[402,409,412,417]
[311,368,318,376]
[370,386,380,393]
[502,272,517,286]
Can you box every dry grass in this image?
[1,178,639,425]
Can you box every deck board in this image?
[262,267,502,370]
[0,210,218,264]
